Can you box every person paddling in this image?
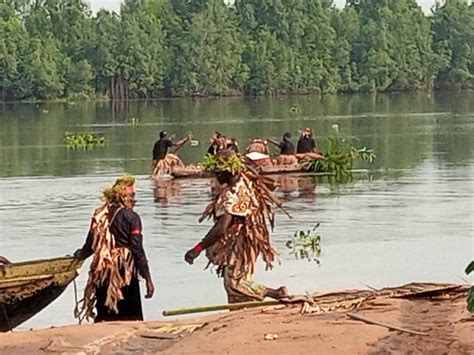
[151,131,189,176]
[152,131,188,162]
[268,132,296,155]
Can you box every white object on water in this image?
[246,152,270,161]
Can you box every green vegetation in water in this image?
[466,261,474,312]
[305,124,376,183]
[202,153,242,174]
[64,132,107,150]
[128,117,140,126]
[289,104,300,113]
[285,224,322,264]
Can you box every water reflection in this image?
[153,173,319,204]
[153,178,182,204]
[273,175,318,202]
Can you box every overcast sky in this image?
[87,0,439,14]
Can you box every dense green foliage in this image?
[0,0,472,101]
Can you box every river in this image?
[0,92,473,329]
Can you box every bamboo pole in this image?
[163,300,282,317]
[347,312,428,336]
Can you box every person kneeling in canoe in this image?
[268,132,298,165]
[184,150,290,303]
[74,175,155,322]
[245,138,273,166]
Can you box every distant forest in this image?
[1,0,473,101]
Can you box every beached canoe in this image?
[0,256,84,332]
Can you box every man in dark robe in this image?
[74,176,154,322]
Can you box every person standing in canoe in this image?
[268,132,298,165]
[296,128,318,154]
[151,131,189,176]
[74,175,155,322]
[184,150,290,303]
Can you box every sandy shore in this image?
[0,284,472,354]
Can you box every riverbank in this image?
[0,283,472,354]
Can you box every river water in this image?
[0,92,473,329]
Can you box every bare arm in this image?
[200,213,233,249]
[185,213,233,264]
[173,136,189,148]
[267,138,280,147]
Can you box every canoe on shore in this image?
[0,257,83,332]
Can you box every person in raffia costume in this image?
[207,132,239,156]
[74,175,155,322]
[184,150,290,303]
[245,138,273,167]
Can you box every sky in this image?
[87,0,439,14]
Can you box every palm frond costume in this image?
[185,151,289,303]
[74,175,153,322]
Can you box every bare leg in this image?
[263,286,289,300]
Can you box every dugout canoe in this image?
[0,257,84,332]
[171,164,312,179]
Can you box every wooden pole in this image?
[347,312,428,336]
[163,300,282,317]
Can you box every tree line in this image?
[0,0,473,101]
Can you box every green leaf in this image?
[466,261,474,275]
[467,287,474,313]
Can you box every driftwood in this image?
[347,312,429,336]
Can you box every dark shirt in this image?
[207,145,217,156]
[279,140,295,155]
[77,203,151,280]
[152,138,173,160]
[296,137,316,154]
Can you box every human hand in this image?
[0,256,11,265]
[145,279,155,299]
[184,248,201,265]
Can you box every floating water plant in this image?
[128,117,139,126]
[202,153,242,174]
[289,104,300,113]
[285,224,322,263]
[305,124,376,183]
[64,132,107,150]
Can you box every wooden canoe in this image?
[0,256,84,332]
[171,164,312,179]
